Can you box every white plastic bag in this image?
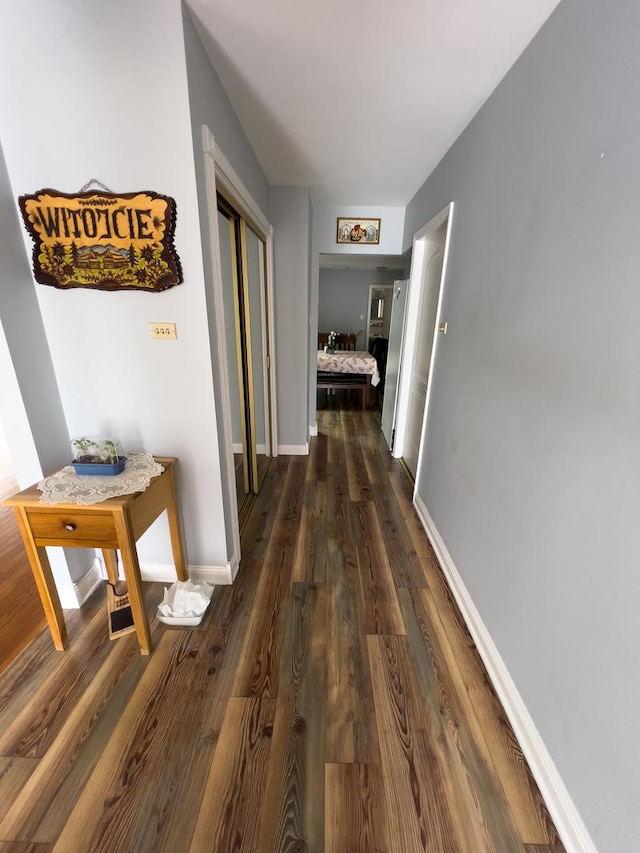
[157,579,214,625]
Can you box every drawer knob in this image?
[64,523,76,532]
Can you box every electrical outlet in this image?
[150,322,177,339]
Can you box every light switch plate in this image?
[150,322,177,339]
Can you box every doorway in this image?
[381,279,409,450]
[394,204,454,485]
[217,193,272,527]
[365,284,393,350]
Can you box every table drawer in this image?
[26,510,117,544]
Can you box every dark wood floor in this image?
[0,448,46,674]
[0,410,564,851]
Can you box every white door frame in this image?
[393,203,454,498]
[202,125,278,572]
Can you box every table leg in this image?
[166,464,188,582]
[102,549,119,585]
[113,509,152,655]
[14,507,67,651]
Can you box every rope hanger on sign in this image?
[78,178,114,194]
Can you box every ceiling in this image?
[186,0,561,207]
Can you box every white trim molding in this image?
[59,558,103,609]
[277,443,309,456]
[309,422,318,438]
[413,494,597,853]
[140,562,235,586]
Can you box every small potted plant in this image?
[71,436,126,475]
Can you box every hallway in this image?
[0,411,562,851]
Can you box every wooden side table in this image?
[2,457,187,655]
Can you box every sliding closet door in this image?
[242,222,270,488]
[217,194,271,521]
[217,206,250,510]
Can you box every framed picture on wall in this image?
[337,217,380,245]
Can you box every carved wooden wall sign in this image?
[18,189,183,292]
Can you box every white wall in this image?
[404,0,640,848]
[0,0,228,571]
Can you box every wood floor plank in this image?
[0,409,563,852]
[0,632,145,842]
[325,763,389,853]
[0,607,110,757]
[232,456,306,698]
[367,634,462,853]
[398,587,526,852]
[524,846,567,852]
[325,416,353,543]
[387,471,435,557]
[0,607,100,732]
[325,537,380,764]
[0,758,39,823]
[350,500,405,635]
[257,582,327,853]
[188,697,277,853]
[50,630,202,852]
[150,556,263,853]
[358,426,392,484]
[240,456,289,563]
[306,430,327,484]
[416,558,560,846]
[293,480,327,583]
[0,468,46,675]
[343,418,371,502]
[372,488,428,588]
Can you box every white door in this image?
[403,225,447,479]
[381,280,409,449]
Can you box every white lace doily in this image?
[38,453,165,505]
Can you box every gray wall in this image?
[182,4,271,554]
[271,187,310,448]
[0,0,227,570]
[318,268,397,346]
[404,0,640,849]
[182,5,270,219]
[0,143,91,585]
[0,146,70,477]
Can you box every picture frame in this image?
[337,217,380,245]
[18,188,183,292]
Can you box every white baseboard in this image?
[309,422,318,438]
[277,443,309,455]
[412,493,597,853]
[140,562,233,585]
[228,552,240,581]
[233,442,267,454]
[59,558,103,609]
